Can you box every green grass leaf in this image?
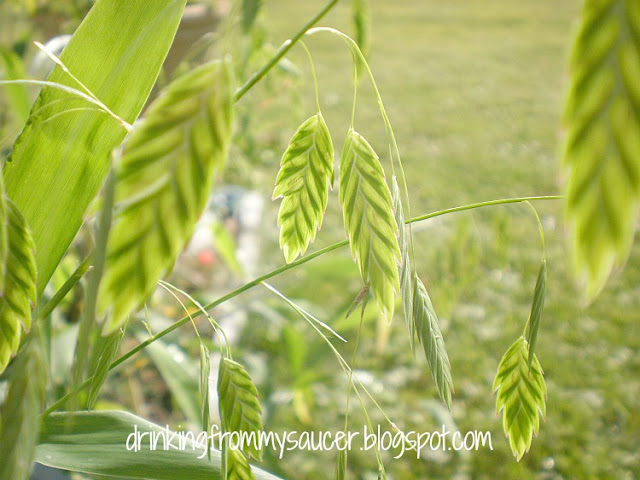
[4,0,187,296]
[273,112,334,263]
[0,199,37,374]
[339,129,400,322]
[0,330,46,480]
[563,0,640,300]
[412,274,453,409]
[392,175,414,351]
[525,260,546,368]
[35,411,283,480]
[98,59,234,333]
[218,357,264,461]
[493,336,547,461]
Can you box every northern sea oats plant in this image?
[0,0,637,478]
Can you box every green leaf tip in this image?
[98,59,234,334]
[412,274,453,409]
[339,129,400,322]
[273,112,334,263]
[563,0,640,302]
[493,336,547,461]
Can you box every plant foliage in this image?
[273,112,334,263]
[493,336,547,461]
[563,0,640,300]
[339,129,400,322]
[98,59,234,333]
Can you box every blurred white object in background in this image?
[29,34,71,78]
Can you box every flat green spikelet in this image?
[226,447,256,480]
[563,0,640,301]
[493,336,547,461]
[392,175,415,351]
[273,113,334,263]
[98,59,233,334]
[218,357,264,461]
[0,199,37,374]
[412,274,453,408]
[339,129,400,322]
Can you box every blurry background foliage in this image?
[1,0,639,479]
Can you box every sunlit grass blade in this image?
[0,199,37,374]
[339,129,400,322]
[563,0,640,301]
[4,0,187,296]
[273,112,334,263]
[412,275,453,409]
[392,175,414,351]
[525,260,546,368]
[98,59,234,333]
[218,357,264,461]
[0,329,46,480]
[493,336,546,461]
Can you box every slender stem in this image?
[300,41,321,113]
[42,194,562,415]
[233,0,339,102]
[407,195,564,225]
[36,255,91,320]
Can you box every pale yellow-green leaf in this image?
[339,129,400,322]
[563,0,640,300]
[98,59,234,334]
[273,113,334,263]
[0,199,37,374]
[493,336,547,461]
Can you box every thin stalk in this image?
[42,194,562,415]
[36,255,91,321]
[233,0,339,102]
